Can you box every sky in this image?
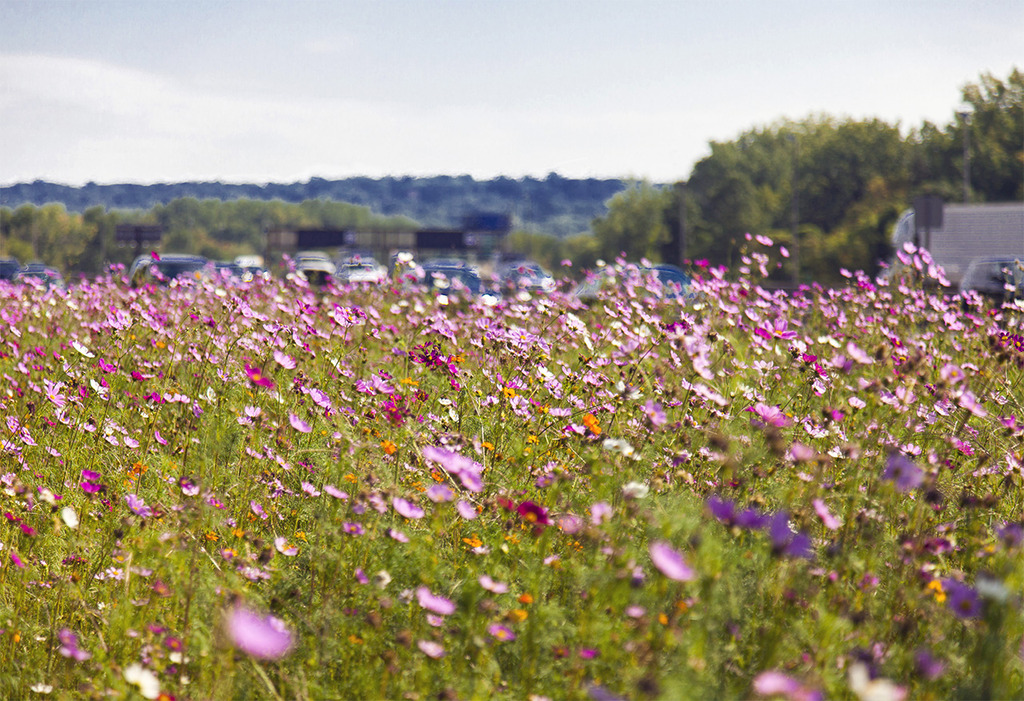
[0,0,1021,186]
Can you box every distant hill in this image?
[0,174,631,238]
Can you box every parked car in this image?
[0,257,20,282]
[13,262,66,289]
[336,258,387,285]
[293,251,336,287]
[574,262,696,303]
[128,254,210,287]
[958,257,1024,301]
[420,261,483,296]
[498,260,555,292]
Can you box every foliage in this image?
[0,246,1022,699]
[0,199,418,276]
[589,68,1022,285]
[0,174,625,240]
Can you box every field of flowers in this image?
[0,240,1022,700]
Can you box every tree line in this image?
[515,69,1022,285]
[0,199,418,275]
[1,69,1019,282]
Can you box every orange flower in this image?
[463,535,483,548]
[381,440,398,455]
[583,413,601,435]
[518,593,534,605]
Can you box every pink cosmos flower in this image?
[289,414,312,433]
[324,485,349,500]
[479,575,509,594]
[812,499,841,530]
[422,446,484,493]
[648,541,696,582]
[273,350,297,369]
[225,605,294,660]
[455,500,478,520]
[274,537,298,556]
[393,497,425,519]
[416,586,456,616]
[417,640,445,658]
[748,403,792,427]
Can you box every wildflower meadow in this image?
[1,240,1022,700]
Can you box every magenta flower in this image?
[516,500,551,527]
[416,586,456,616]
[225,605,294,660]
[245,364,274,389]
[488,623,515,642]
[648,541,696,582]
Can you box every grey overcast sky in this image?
[0,0,1020,186]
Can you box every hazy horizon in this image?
[1,0,1021,187]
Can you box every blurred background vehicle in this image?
[335,256,387,284]
[128,254,210,287]
[958,256,1024,302]
[497,260,555,292]
[293,251,336,287]
[0,257,21,282]
[573,262,696,303]
[12,262,66,289]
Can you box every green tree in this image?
[590,182,673,262]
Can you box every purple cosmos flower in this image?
[225,605,294,660]
[914,648,945,680]
[455,500,477,520]
[58,629,91,661]
[590,501,613,525]
[416,586,456,616]
[393,497,425,520]
[426,484,454,502]
[342,522,364,536]
[324,485,349,500]
[943,579,982,619]
[648,541,696,582]
[882,453,924,492]
[753,671,821,701]
[708,495,736,524]
[125,493,152,518]
[273,350,296,369]
[767,512,814,559]
[642,399,667,428]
